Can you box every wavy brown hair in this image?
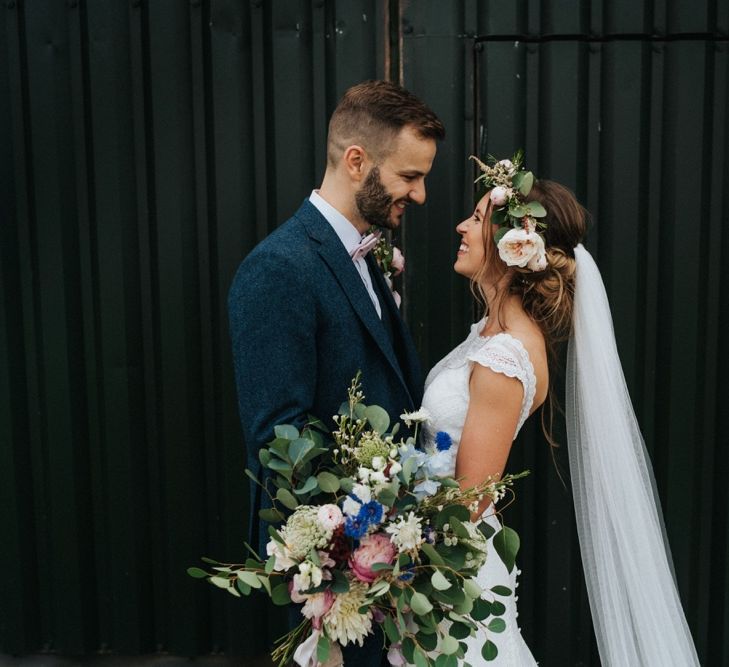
[470,179,588,447]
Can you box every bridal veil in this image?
[565,244,699,666]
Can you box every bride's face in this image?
[454,193,491,278]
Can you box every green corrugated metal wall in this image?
[1,1,727,665]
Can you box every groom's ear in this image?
[342,145,367,182]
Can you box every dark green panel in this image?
[399,4,474,372]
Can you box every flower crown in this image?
[470,150,548,272]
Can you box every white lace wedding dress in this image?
[420,318,538,666]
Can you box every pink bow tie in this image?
[350,231,381,261]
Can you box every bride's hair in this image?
[470,179,588,447]
[471,179,588,351]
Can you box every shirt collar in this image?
[309,190,363,254]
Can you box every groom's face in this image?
[355,125,437,230]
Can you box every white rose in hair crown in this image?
[470,151,548,273]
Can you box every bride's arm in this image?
[455,364,524,519]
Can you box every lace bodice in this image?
[421,318,536,464]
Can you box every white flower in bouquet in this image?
[385,511,424,553]
[342,483,371,517]
[266,539,297,572]
[322,580,373,646]
[279,506,334,560]
[292,561,324,593]
[399,408,431,427]
[317,504,344,532]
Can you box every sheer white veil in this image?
[565,244,698,665]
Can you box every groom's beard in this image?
[355,167,397,230]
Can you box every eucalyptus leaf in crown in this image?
[189,374,528,667]
[470,151,549,272]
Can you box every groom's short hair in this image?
[327,80,445,167]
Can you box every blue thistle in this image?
[435,431,452,452]
[344,516,369,540]
[356,500,384,527]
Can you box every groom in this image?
[229,80,444,664]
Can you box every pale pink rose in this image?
[498,158,514,170]
[349,533,397,583]
[390,247,405,275]
[317,504,344,531]
[302,589,335,630]
[490,186,509,206]
[497,228,544,268]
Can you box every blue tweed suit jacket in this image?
[229,198,424,560]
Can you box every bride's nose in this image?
[456,218,469,233]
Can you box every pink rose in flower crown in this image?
[390,247,405,276]
[490,186,509,206]
[349,533,397,583]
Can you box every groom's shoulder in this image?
[246,199,322,263]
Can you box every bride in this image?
[419,154,699,666]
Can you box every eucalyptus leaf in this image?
[293,476,319,496]
[377,487,397,507]
[493,526,520,573]
[431,569,451,591]
[448,621,472,640]
[371,562,394,572]
[493,226,509,245]
[410,591,433,616]
[274,424,299,440]
[264,555,275,574]
[453,595,474,616]
[510,204,527,218]
[478,522,496,540]
[258,449,271,466]
[420,543,445,566]
[481,640,498,661]
[237,570,262,589]
[439,635,459,655]
[402,637,416,664]
[353,403,367,420]
[317,635,330,664]
[413,648,429,667]
[490,585,512,596]
[257,575,271,595]
[518,171,534,196]
[470,598,493,621]
[416,631,438,652]
[276,487,298,510]
[317,471,340,493]
[235,579,251,596]
[401,456,418,485]
[524,200,546,217]
[339,477,354,493]
[435,504,470,530]
[383,614,400,643]
[364,405,390,434]
[266,458,293,477]
[259,508,284,523]
[488,618,506,633]
[331,569,350,593]
[267,524,284,544]
[289,438,314,467]
[368,580,390,597]
[491,601,506,616]
[187,567,208,579]
[463,578,482,599]
[210,576,230,590]
[271,583,291,606]
[268,439,291,461]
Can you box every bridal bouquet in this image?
[189,375,528,666]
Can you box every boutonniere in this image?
[369,229,405,307]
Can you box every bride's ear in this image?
[342,145,368,182]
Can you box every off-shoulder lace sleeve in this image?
[465,333,537,437]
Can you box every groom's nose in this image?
[409,180,426,205]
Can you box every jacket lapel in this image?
[296,201,411,399]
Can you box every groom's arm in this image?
[228,250,317,463]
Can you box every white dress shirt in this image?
[309,190,382,318]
